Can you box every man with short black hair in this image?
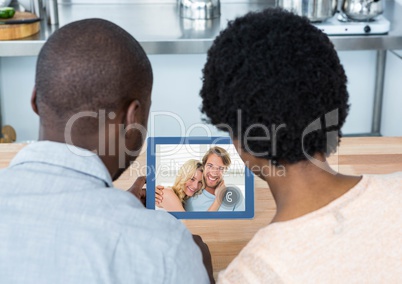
[0,18,210,283]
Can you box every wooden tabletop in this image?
[1,137,402,279]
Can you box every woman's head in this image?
[172,159,204,203]
[200,8,349,165]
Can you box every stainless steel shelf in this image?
[1,0,402,56]
[1,0,401,136]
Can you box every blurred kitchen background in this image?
[0,0,401,141]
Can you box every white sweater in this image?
[218,172,402,284]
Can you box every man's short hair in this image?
[202,146,231,168]
[35,18,153,132]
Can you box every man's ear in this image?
[125,99,141,126]
[31,87,39,115]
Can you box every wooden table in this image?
[1,137,402,279]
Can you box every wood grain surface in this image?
[0,12,40,40]
[1,137,401,279]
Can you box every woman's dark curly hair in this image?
[200,8,349,164]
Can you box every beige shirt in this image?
[218,172,402,284]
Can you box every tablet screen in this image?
[146,137,254,219]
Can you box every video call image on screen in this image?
[146,137,254,219]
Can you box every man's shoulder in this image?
[186,190,203,202]
[100,188,187,232]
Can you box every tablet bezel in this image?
[146,136,254,219]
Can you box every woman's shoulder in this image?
[163,187,175,194]
[161,186,185,211]
[163,187,180,199]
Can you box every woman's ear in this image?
[31,87,39,115]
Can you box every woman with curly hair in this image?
[200,7,402,283]
[156,159,224,211]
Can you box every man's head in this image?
[201,146,231,191]
[32,18,153,179]
[200,9,349,166]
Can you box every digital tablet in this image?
[146,137,254,219]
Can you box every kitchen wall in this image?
[382,50,402,135]
[0,50,401,142]
[0,56,38,141]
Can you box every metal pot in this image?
[341,0,383,21]
[179,0,220,20]
[277,0,338,22]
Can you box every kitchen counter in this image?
[0,0,402,56]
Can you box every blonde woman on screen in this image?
[156,159,225,211]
